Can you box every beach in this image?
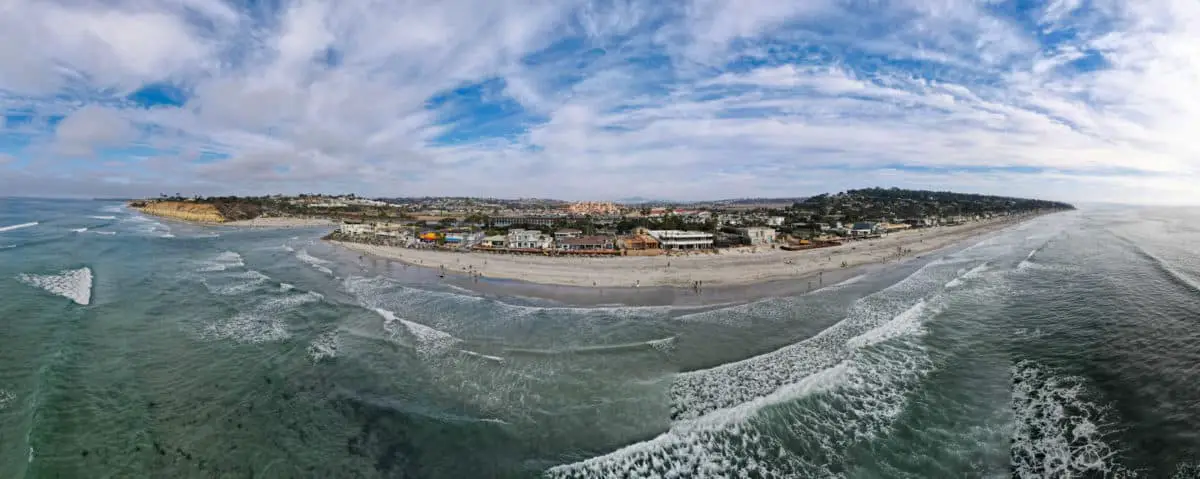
[221,217,335,228]
[330,216,1029,289]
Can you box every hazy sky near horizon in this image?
[1,0,1198,203]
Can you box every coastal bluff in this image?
[128,200,230,223]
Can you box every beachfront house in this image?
[648,230,714,250]
[553,229,582,241]
[444,231,485,247]
[738,227,777,246]
[506,229,552,249]
[849,222,882,237]
[482,234,507,248]
[558,235,615,251]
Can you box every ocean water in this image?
[1,198,1198,478]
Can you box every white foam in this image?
[71,227,88,233]
[0,389,13,410]
[203,311,290,343]
[160,233,175,238]
[1011,361,1125,477]
[375,308,460,355]
[281,244,295,252]
[297,249,334,275]
[89,215,116,220]
[946,262,988,288]
[203,291,320,344]
[669,259,955,421]
[100,205,124,213]
[0,222,38,232]
[458,349,505,363]
[206,270,271,296]
[18,267,93,305]
[197,251,244,271]
[280,283,295,292]
[846,300,929,349]
[1,244,14,249]
[308,331,339,362]
[95,231,116,236]
[547,364,850,478]
[831,274,866,287]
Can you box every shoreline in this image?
[329,214,1038,291]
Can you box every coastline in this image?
[329,214,1036,291]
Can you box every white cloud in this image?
[53,105,138,157]
[0,0,1198,203]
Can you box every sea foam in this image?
[18,267,93,305]
[0,222,38,232]
[297,249,334,275]
[1011,361,1127,478]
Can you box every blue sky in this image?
[1,0,1198,203]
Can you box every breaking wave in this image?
[297,249,334,275]
[0,221,38,232]
[18,267,93,305]
[89,215,116,220]
[668,258,962,421]
[375,308,460,356]
[71,227,88,233]
[503,337,677,356]
[0,389,13,410]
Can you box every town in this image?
[301,188,1074,256]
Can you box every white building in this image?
[739,227,777,246]
[339,223,374,235]
[506,229,552,249]
[767,216,786,227]
[648,230,713,250]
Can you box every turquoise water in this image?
[1,199,1198,477]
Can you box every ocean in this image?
[1,198,1198,478]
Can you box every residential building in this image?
[482,235,507,248]
[648,230,714,250]
[554,229,582,241]
[617,234,659,250]
[767,216,786,227]
[849,222,881,237]
[506,229,552,249]
[739,227,777,246]
[491,216,560,227]
[339,223,374,235]
[559,236,615,251]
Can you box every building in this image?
[554,229,582,241]
[444,231,485,246]
[559,235,615,251]
[339,223,374,235]
[506,229,552,249]
[491,216,560,227]
[767,216,786,227]
[617,234,659,251]
[648,230,714,250]
[739,227,777,246]
[482,235,507,248]
[849,222,881,237]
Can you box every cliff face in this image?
[131,201,229,223]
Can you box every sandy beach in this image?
[330,215,1031,289]
[222,217,335,228]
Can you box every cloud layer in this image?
[1,0,1198,203]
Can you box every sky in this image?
[1,0,1198,204]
